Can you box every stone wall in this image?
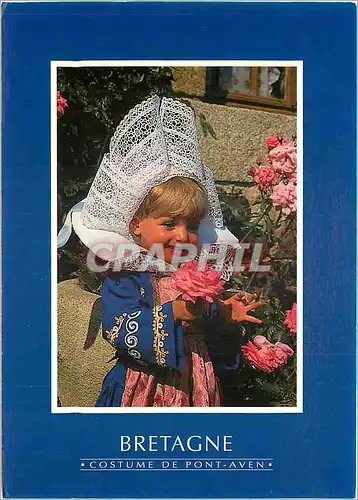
[58,279,116,407]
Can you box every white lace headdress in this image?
[57,95,238,257]
[81,95,224,239]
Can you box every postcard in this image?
[2,1,356,498]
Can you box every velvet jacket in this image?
[96,272,241,406]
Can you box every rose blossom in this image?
[275,342,295,356]
[242,335,294,373]
[288,169,297,183]
[272,181,297,215]
[247,167,257,177]
[171,260,225,303]
[284,303,297,335]
[57,91,68,117]
[241,340,279,373]
[269,141,297,179]
[274,342,295,366]
[252,165,280,189]
[265,134,281,151]
[252,335,271,348]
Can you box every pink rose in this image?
[275,342,295,356]
[252,335,271,348]
[271,181,297,215]
[273,342,295,366]
[241,340,279,373]
[252,165,280,189]
[284,303,297,335]
[157,276,182,304]
[247,167,257,177]
[57,91,68,117]
[265,134,281,151]
[242,335,294,372]
[269,141,297,179]
[288,169,297,183]
[171,260,225,303]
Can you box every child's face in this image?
[130,216,200,263]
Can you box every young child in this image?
[58,95,262,407]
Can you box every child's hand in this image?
[172,298,206,322]
[216,292,263,324]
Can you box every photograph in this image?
[2,2,356,498]
[55,63,300,410]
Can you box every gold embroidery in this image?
[152,305,169,366]
[106,314,125,345]
[150,275,169,366]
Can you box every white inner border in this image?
[51,60,303,414]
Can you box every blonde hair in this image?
[134,176,209,221]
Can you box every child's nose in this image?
[175,224,189,243]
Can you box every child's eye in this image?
[162,220,176,228]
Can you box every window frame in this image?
[206,67,297,114]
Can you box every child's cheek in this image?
[156,227,170,242]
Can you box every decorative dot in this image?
[268,462,272,467]
[81,463,85,467]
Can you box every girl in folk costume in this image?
[58,95,262,407]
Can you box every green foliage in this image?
[218,190,253,240]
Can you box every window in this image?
[206,66,297,114]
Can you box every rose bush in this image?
[219,132,297,407]
[248,135,297,215]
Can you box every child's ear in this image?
[129,217,141,236]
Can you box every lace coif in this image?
[81,95,224,240]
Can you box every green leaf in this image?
[261,382,282,396]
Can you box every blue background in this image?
[2,2,356,498]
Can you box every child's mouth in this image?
[164,245,189,257]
